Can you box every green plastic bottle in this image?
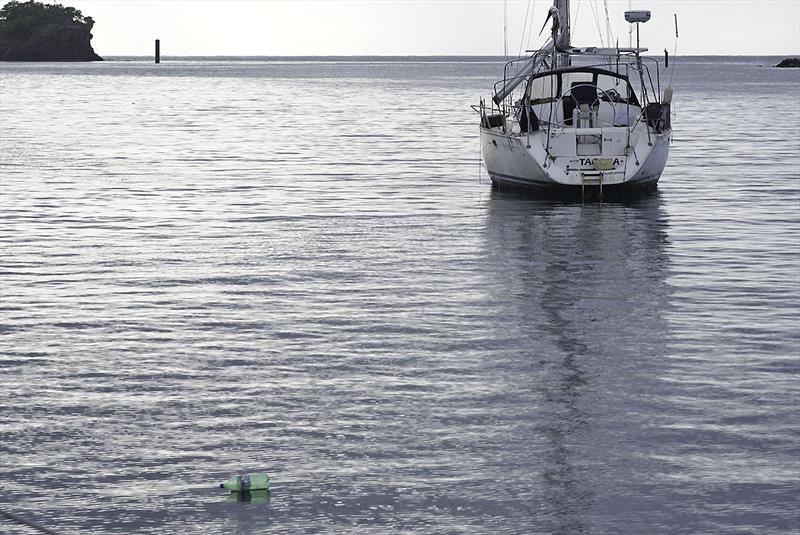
[220,473,270,492]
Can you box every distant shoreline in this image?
[95,54,799,61]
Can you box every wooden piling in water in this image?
[155,39,160,63]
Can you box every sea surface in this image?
[0,56,798,534]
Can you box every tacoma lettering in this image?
[579,158,622,166]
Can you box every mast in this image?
[555,0,570,66]
[555,0,570,50]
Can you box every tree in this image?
[0,1,94,38]
[0,1,102,60]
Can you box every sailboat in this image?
[477,0,672,195]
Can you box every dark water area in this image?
[0,56,798,534]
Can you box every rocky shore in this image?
[775,58,800,68]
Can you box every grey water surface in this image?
[1,56,798,534]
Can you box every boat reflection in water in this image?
[480,191,674,532]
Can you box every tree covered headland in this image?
[0,1,102,61]
[1,1,95,34]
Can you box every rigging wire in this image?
[518,0,532,57]
[525,0,538,52]
[572,0,582,40]
[601,0,615,66]
[637,16,673,40]
[588,0,606,48]
[603,0,614,49]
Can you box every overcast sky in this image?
[57,0,800,56]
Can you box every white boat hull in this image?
[481,125,670,191]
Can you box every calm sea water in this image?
[1,56,798,534]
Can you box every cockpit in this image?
[522,67,642,130]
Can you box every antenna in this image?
[504,0,508,58]
[628,0,632,48]
[625,9,651,51]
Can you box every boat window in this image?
[595,73,624,93]
[527,70,641,107]
[596,73,638,105]
[526,75,558,104]
[560,72,594,96]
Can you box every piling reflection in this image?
[482,190,671,531]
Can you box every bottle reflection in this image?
[226,489,271,503]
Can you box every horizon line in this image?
[96,53,799,58]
